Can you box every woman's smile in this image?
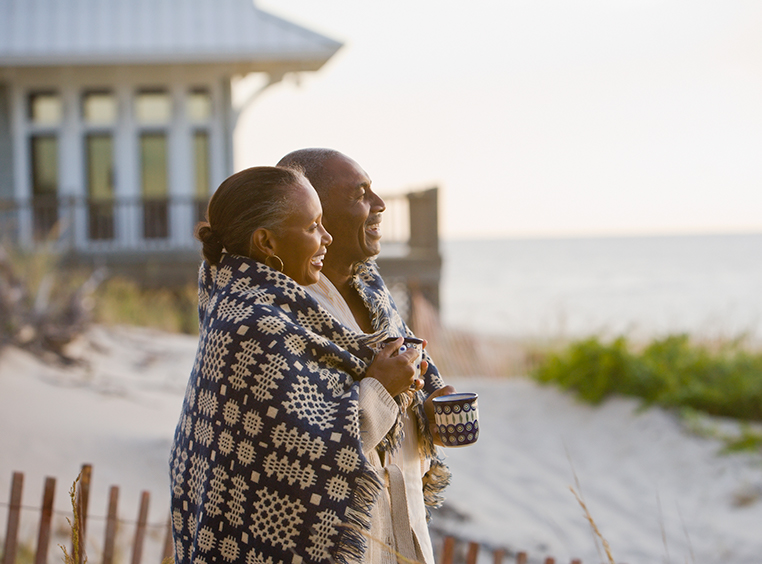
[311,249,327,268]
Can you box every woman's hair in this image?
[195,166,306,265]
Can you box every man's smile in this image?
[365,215,382,239]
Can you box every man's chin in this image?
[362,243,382,259]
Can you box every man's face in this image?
[320,154,386,267]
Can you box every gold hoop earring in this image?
[265,254,284,272]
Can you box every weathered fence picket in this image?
[161,517,174,563]
[103,486,119,564]
[1,472,23,564]
[34,477,55,564]
[131,491,150,564]
[74,464,91,564]
[465,540,480,564]
[436,536,587,564]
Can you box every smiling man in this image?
[277,148,454,564]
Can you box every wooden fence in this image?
[436,535,583,564]
[1,465,172,564]
[3,465,586,564]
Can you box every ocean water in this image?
[439,233,762,340]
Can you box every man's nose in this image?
[370,190,386,212]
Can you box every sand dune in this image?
[1,325,761,564]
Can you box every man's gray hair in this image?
[277,148,342,196]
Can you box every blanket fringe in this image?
[333,463,384,564]
[422,457,451,520]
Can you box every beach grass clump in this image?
[531,333,762,423]
[93,277,198,335]
[59,476,87,564]
[0,244,104,358]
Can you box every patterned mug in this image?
[374,336,424,383]
[432,392,479,447]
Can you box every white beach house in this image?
[0,0,340,283]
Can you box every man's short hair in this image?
[277,148,342,196]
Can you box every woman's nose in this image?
[321,225,333,246]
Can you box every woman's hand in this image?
[366,337,424,397]
[424,385,457,446]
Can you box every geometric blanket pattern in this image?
[169,254,448,564]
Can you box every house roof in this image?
[0,0,341,71]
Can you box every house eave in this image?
[0,50,339,72]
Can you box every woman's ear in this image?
[249,227,277,259]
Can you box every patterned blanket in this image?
[169,254,447,564]
[350,259,451,510]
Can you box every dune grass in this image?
[531,333,762,446]
[93,277,198,335]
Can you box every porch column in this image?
[10,84,32,249]
[59,81,84,250]
[115,82,138,249]
[168,83,193,248]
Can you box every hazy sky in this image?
[238,0,762,240]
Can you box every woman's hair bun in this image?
[196,222,224,264]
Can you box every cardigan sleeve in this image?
[358,377,399,455]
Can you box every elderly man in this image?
[277,149,454,564]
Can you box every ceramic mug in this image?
[374,336,424,384]
[432,392,479,447]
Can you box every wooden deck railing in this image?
[2,465,587,564]
[0,190,418,253]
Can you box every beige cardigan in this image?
[305,277,435,564]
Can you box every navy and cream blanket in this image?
[169,254,448,564]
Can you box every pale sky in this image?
[237,0,762,240]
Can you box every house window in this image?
[83,91,116,240]
[194,132,209,207]
[140,133,169,239]
[136,90,171,125]
[86,134,115,240]
[136,90,171,239]
[83,91,117,125]
[29,92,62,125]
[28,92,61,241]
[187,89,211,122]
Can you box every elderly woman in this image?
[168,166,423,564]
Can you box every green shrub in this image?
[532,334,762,422]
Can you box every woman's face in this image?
[272,179,332,285]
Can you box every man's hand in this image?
[366,337,424,397]
[424,385,457,446]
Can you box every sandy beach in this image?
[1,325,761,564]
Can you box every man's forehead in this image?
[323,155,370,195]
